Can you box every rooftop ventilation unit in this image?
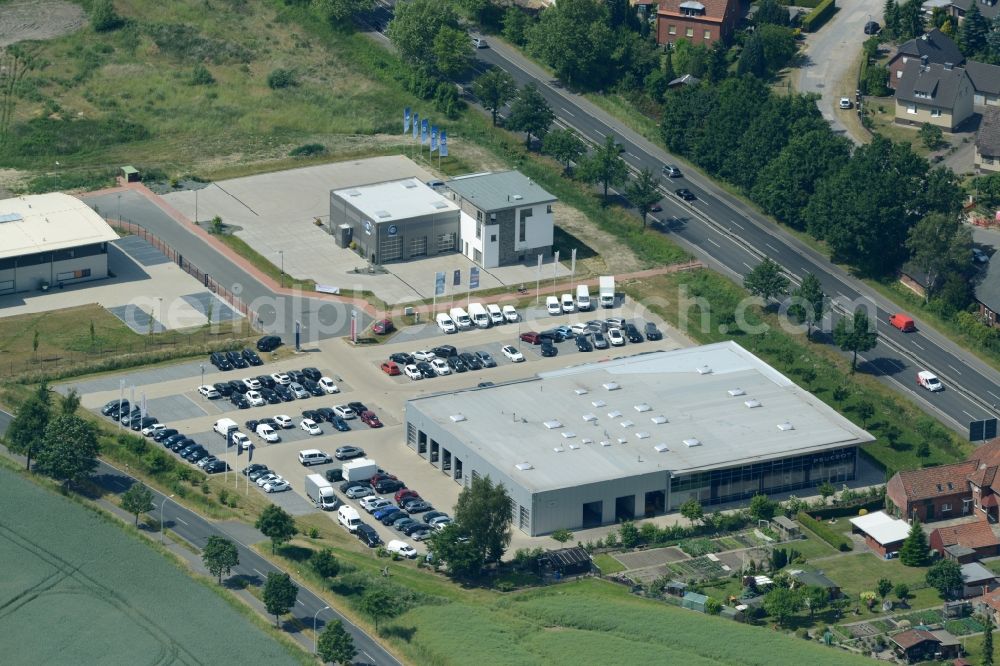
[654,443,669,453]
[607,410,622,419]
[582,413,598,422]
[346,189,361,197]
[636,431,650,440]
[634,403,651,413]
[617,437,627,445]
[650,415,668,425]
[568,443,580,450]
[432,201,448,210]
[515,462,533,471]
[683,438,702,448]
[600,440,612,447]
[591,400,607,408]
[619,420,634,428]
[553,447,564,453]
[574,388,588,395]
[581,438,593,445]
[543,420,563,429]
[697,365,712,375]
[728,388,745,397]
[561,431,576,439]
[375,210,391,219]
[0,213,23,223]
[745,399,761,409]
[602,382,621,391]
[777,422,795,431]
[449,414,466,423]
[512,194,523,200]
[403,181,418,188]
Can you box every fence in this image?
[106,218,262,329]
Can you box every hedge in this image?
[801,0,836,32]
[797,511,853,551]
[806,498,885,520]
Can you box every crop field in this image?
[0,467,303,665]
[386,579,868,666]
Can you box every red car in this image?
[380,361,401,376]
[360,410,383,428]
[372,318,395,335]
[519,331,541,344]
[395,488,419,504]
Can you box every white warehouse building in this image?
[0,193,118,296]
[404,341,874,536]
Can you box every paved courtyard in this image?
[162,157,570,305]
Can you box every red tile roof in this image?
[891,628,940,650]
[658,0,739,21]
[981,588,1000,612]
[892,461,978,501]
[930,520,999,550]
[968,464,998,489]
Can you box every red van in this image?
[889,313,915,332]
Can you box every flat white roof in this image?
[409,341,874,494]
[849,511,911,545]
[0,193,118,261]
[332,177,458,223]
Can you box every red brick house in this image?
[886,439,1000,523]
[656,0,743,47]
[930,520,1000,562]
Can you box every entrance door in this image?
[615,495,635,522]
[582,501,602,528]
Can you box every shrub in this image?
[797,512,852,551]
[289,143,327,157]
[801,0,836,32]
[90,0,123,32]
[267,68,297,89]
[190,64,215,86]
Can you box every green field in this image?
[0,467,305,665]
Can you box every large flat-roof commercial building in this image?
[446,171,556,268]
[404,342,874,536]
[329,178,460,265]
[0,193,118,296]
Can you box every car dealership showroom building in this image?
[404,341,874,536]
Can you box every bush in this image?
[798,512,852,551]
[288,143,327,157]
[189,64,215,86]
[90,0,123,32]
[801,0,836,32]
[267,68,297,89]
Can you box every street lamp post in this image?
[117,194,122,223]
[200,363,205,390]
[277,250,284,288]
[313,605,330,654]
[159,494,177,544]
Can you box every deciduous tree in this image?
[506,83,554,148]
[202,535,239,584]
[473,69,518,126]
[432,26,473,79]
[317,619,356,665]
[358,586,400,632]
[905,213,972,301]
[802,585,828,617]
[744,258,790,304]
[454,474,514,565]
[312,0,374,27]
[680,498,704,524]
[429,523,484,578]
[310,548,341,578]
[34,415,99,487]
[121,481,154,526]
[388,0,461,76]
[262,571,298,627]
[764,586,801,627]
[749,493,777,522]
[577,134,628,204]
[926,559,963,598]
[876,577,893,599]
[255,504,297,554]
[624,168,662,228]
[4,383,51,470]
[833,309,878,373]
[543,128,586,174]
[788,273,827,340]
[526,0,614,89]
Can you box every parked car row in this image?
[208,348,264,372]
[435,304,519,333]
[519,318,663,356]
[388,346,499,381]
[239,463,291,493]
[201,366,340,410]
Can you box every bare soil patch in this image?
[0,0,85,48]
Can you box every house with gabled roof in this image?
[976,107,1000,173]
[929,520,1000,562]
[894,60,975,132]
[656,0,744,47]
[888,28,965,89]
[975,254,1000,326]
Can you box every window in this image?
[519,505,530,531]
[490,234,497,242]
[668,24,676,35]
[476,220,482,240]
[474,248,482,263]
[519,208,532,242]
[906,105,916,115]
[965,498,974,514]
[55,268,91,281]
[931,109,941,117]
[897,69,903,79]
[942,503,952,512]
[546,204,553,214]
[476,210,483,222]
[704,30,711,40]
[685,27,694,37]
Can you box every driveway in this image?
[796,0,881,143]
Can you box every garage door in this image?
[379,235,402,263]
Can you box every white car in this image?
[333,405,357,420]
[242,377,261,390]
[412,350,436,362]
[839,97,852,109]
[502,345,524,362]
[300,418,322,435]
[318,377,340,394]
[141,423,166,437]
[264,479,291,493]
[246,390,265,407]
[270,372,291,385]
[561,294,575,313]
[231,432,251,450]
[546,296,561,315]
[289,382,309,399]
[607,328,625,346]
[386,539,417,559]
[404,364,422,380]
[362,497,392,512]
[430,516,452,529]
[502,305,519,323]
[256,424,279,442]
[436,313,457,334]
[198,385,220,399]
[569,323,589,336]
[256,472,281,487]
[431,358,451,376]
[274,414,293,429]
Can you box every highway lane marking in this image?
[593,129,605,137]
[964,410,978,419]
[730,219,744,230]
[364,652,374,662]
[911,341,924,350]
[948,364,962,375]
[297,600,305,606]
[706,238,721,248]
[765,243,779,253]
[562,108,575,117]
[253,568,266,578]
[175,517,188,526]
[990,390,1000,401]
[742,262,755,271]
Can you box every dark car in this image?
[405,500,433,515]
[475,350,497,368]
[301,367,322,382]
[592,331,609,349]
[340,480,370,493]
[213,382,233,397]
[372,318,395,335]
[256,335,282,352]
[260,387,281,404]
[163,433,187,448]
[132,416,157,432]
[431,345,458,359]
[302,379,325,397]
[357,524,382,547]
[204,459,230,474]
[390,352,414,366]
[186,448,209,463]
[331,416,351,432]
[540,342,558,357]
[210,351,232,371]
[228,379,249,395]
[248,467,272,481]
[231,393,250,409]
[624,324,644,343]
[226,350,248,369]
[152,428,179,443]
[644,322,663,341]
[576,335,593,352]
[379,509,405,526]
[245,419,261,432]
[274,385,294,402]
[402,520,431,534]
[325,468,344,483]
[540,329,569,342]
[446,356,468,373]
[864,20,880,35]
[460,352,483,370]
[393,517,419,532]
[520,331,541,345]
[374,478,404,494]
[335,445,365,460]
[101,400,124,417]
[242,463,268,477]
[416,361,436,379]
[287,370,307,385]
[120,407,140,424]
[171,438,195,453]
[315,407,336,422]
[360,411,383,428]
[347,401,368,415]
[675,188,696,201]
[302,409,323,422]
[587,319,608,333]
[242,348,263,366]
[256,374,275,388]
[423,511,448,524]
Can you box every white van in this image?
[449,307,473,330]
[468,302,490,328]
[436,313,457,334]
[487,303,504,325]
[213,418,238,438]
[576,285,591,311]
[338,505,362,532]
[502,305,519,322]
[546,296,561,316]
[561,293,575,313]
[298,449,332,466]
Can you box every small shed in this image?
[719,605,744,622]
[540,547,593,578]
[664,580,688,597]
[120,165,139,183]
[960,561,999,598]
[682,591,709,613]
[849,511,911,558]
[890,629,944,663]
[773,515,801,540]
[791,570,842,599]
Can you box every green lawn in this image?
[592,553,626,574]
[786,534,837,561]
[803,552,937,608]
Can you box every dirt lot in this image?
[0,0,84,47]
[554,202,648,276]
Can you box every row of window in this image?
[475,207,540,244]
[0,242,107,270]
[905,105,942,117]
[666,26,712,40]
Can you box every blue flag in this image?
[421,118,429,144]
[248,443,254,462]
[434,271,446,296]
[430,126,438,153]
[404,107,411,134]
[470,266,480,289]
[440,130,448,157]
[412,112,419,140]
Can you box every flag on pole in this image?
[404,107,411,134]
[412,112,419,140]
[537,253,543,269]
[440,130,448,157]
[554,250,560,265]
[421,118,429,145]
[453,268,461,286]
[351,310,358,344]
[248,443,254,462]
[430,126,438,153]
[434,271,446,296]
[571,248,577,275]
[470,266,480,289]
[237,435,242,456]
